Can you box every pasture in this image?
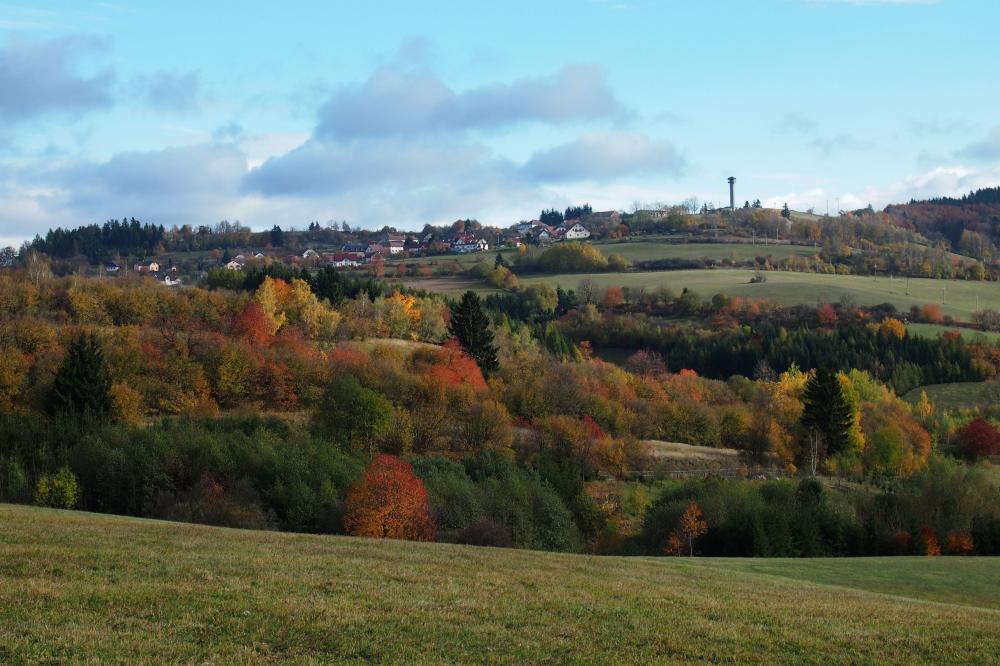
[907,322,1000,342]
[2,504,999,663]
[513,269,1000,320]
[904,381,998,412]
[389,241,819,269]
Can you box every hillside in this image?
[885,188,1000,254]
[2,504,999,663]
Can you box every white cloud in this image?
[766,165,1000,212]
[315,64,623,138]
[0,35,114,122]
[522,131,685,182]
[958,127,1000,162]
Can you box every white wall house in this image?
[565,224,591,240]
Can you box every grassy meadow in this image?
[904,381,999,412]
[513,269,1000,320]
[2,504,999,663]
[390,241,819,269]
[587,240,820,263]
[907,322,1000,342]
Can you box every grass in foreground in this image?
[2,505,999,663]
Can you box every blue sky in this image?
[1,0,999,245]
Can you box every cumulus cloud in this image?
[958,127,1000,162]
[243,137,515,197]
[141,70,201,112]
[0,143,250,240]
[315,64,622,138]
[522,131,685,183]
[0,35,114,122]
[765,164,1000,213]
[0,48,687,241]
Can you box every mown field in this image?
[390,241,820,269]
[904,381,998,412]
[514,270,1000,320]
[907,322,1000,342]
[404,265,1000,319]
[2,504,999,663]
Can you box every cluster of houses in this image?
[220,230,493,271]
[211,211,616,272]
[114,260,183,286]
[118,210,618,279]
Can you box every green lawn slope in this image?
[2,504,998,663]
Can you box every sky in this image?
[1,0,999,246]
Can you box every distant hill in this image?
[885,187,1000,255]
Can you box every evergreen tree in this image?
[270,225,285,247]
[539,208,563,226]
[556,286,578,315]
[781,203,791,219]
[48,333,114,418]
[801,368,854,458]
[494,252,508,269]
[449,291,500,376]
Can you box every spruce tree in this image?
[449,291,500,376]
[801,368,853,457]
[49,332,114,418]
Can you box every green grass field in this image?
[585,240,820,264]
[2,504,999,663]
[907,322,1000,342]
[388,241,820,270]
[513,269,1000,320]
[904,381,998,412]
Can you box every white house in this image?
[516,220,541,234]
[162,275,182,287]
[565,223,591,240]
[225,260,243,271]
[302,249,319,259]
[452,236,489,253]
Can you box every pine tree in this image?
[801,368,854,461]
[781,202,791,219]
[270,225,285,247]
[449,291,500,376]
[49,333,114,418]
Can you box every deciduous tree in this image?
[343,454,435,541]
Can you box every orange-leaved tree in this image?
[664,501,708,556]
[343,455,436,541]
[232,300,272,347]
